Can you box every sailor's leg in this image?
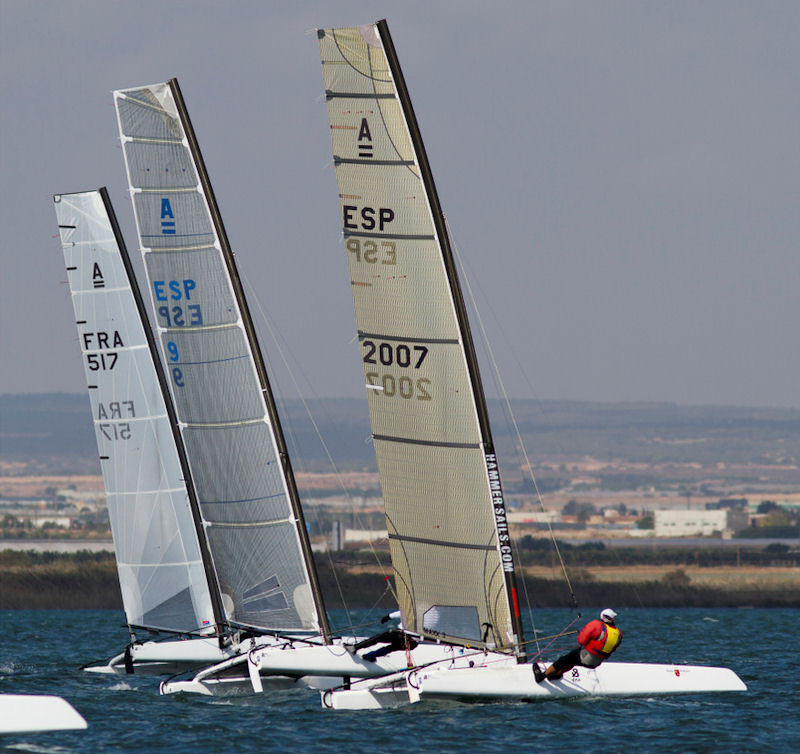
[546,647,582,680]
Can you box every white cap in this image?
[600,608,617,623]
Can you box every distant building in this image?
[507,510,560,525]
[2,509,74,529]
[344,528,388,543]
[654,509,748,537]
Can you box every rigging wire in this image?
[445,217,581,636]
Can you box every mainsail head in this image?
[54,188,216,634]
[113,81,328,637]
[318,22,524,653]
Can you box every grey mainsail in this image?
[54,188,217,633]
[318,21,525,654]
[113,81,329,636]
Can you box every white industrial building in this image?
[654,509,748,537]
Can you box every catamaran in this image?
[56,187,247,676]
[315,20,746,708]
[108,79,479,695]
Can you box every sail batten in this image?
[357,332,459,344]
[343,232,435,240]
[319,22,525,654]
[373,435,481,449]
[387,534,496,552]
[114,80,330,638]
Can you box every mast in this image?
[165,80,331,642]
[98,186,227,640]
[373,22,525,656]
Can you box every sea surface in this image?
[0,608,796,753]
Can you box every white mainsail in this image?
[318,22,524,653]
[54,188,215,633]
[113,80,329,637]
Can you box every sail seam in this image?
[325,91,394,99]
[135,187,199,194]
[112,487,187,496]
[141,232,214,240]
[183,417,266,429]
[343,231,434,240]
[60,239,116,247]
[160,322,239,334]
[206,518,293,529]
[388,533,495,551]
[169,354,249,367]
[334,157,414,167]
[82,344,148,355]
[92,412,166,424]
[142,243,216,253]
[126,136,183,145]
[373,434,480,449]
[73,285,134,296]
[202,493,286,505]
[357,331,458,345]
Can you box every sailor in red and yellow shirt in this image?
[533,608,622,683]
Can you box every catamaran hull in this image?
[159,640,496,696]
[0,695,87,733]
[321,660,746,709]
[84,636,281,676]
[251,640,478,678]
[321,673,412,710]
[413,661,747,701]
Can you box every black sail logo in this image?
[92,263,105,289]
[358,118,373,159]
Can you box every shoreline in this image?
[2,559,797,610]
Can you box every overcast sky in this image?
[1,1,797,409]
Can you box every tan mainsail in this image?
[319,23,523,653]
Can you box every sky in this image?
[1,1,798,408]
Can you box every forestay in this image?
[318,23,524,653]
[54,188,215,633]
[113,82,327,635]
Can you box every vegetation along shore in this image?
[2,545,797,611]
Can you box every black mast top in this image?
[374,22,526,657]
[167,80,332,643]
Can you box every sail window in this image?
[422,605,481,642]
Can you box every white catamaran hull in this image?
[321,670,415,710]
[321,660,746,709]
[84,637,251,676]
[0,695,87,734]
[413,661,747,702]
[159,640,501,696]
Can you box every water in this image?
[0,608,796,753]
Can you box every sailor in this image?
[349,610,418,662]
[533,608,622,683]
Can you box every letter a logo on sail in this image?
[92,262,105,289]
[357,118,373,159]
[161,198,176,235]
